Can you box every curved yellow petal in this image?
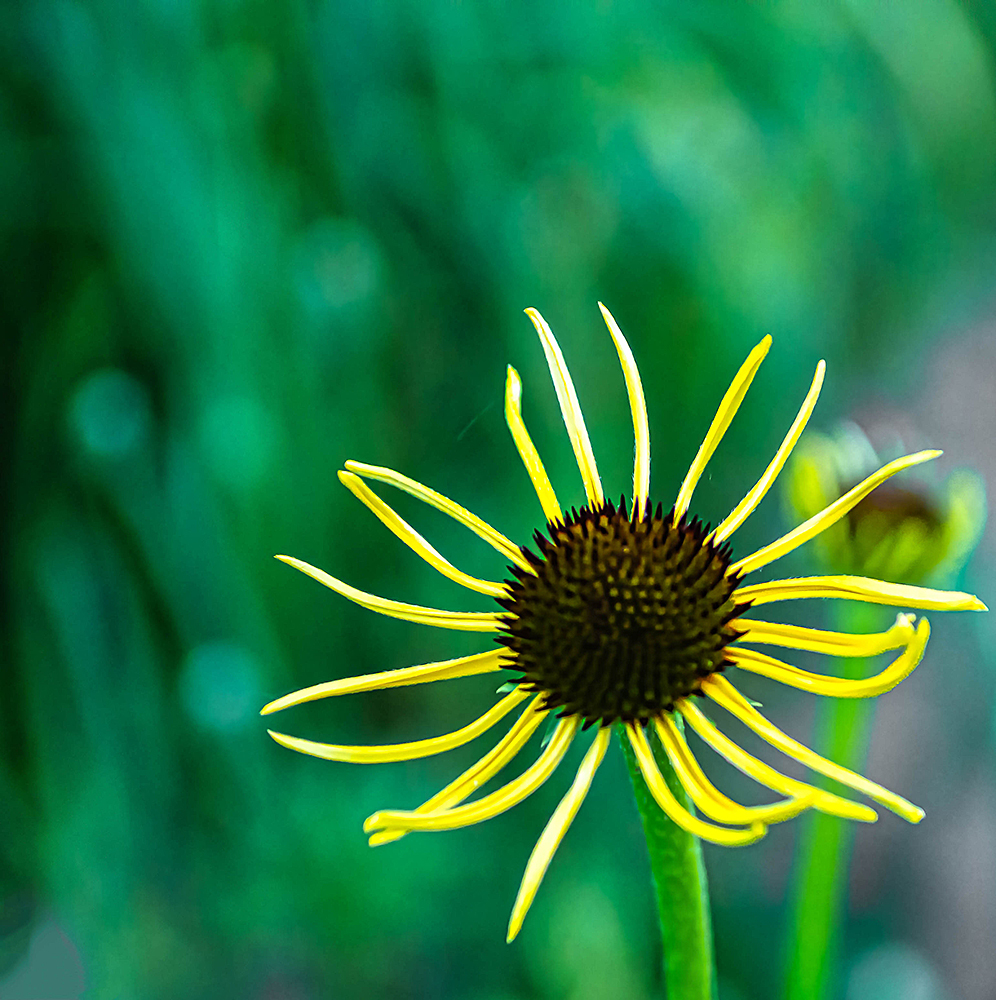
[677,699,877,823]
[364,717,579,833]
[702,675,924,823]
[275,555,503,631]
[598,303,650,517]
[734,614,915,658]
[713,360,825,543]
[655,715,815,825]
[674,336,771,519]
[261,648,505,715]
[343,460,531,572]
[735,575,987,612]
[504,366,562,524]
[506,727,611,942]
[266,688,529,764]
[369,695,548,846]
[731,450,942,576]
[524,308,604,507]
[338,471,507,597]
[625,723,766,846]
[729,618,929,698]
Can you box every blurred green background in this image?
[2,1,996,998]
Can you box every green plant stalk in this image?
[618,721,715,1000]
[783,603,885,1000]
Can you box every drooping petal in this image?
[343,460,532,572]
[275,555,504,631]
[733,614,915,658]
[625,723,766,845]
[504,366,562,524]
[363,717,580,833]
[655,715,815,825]
[713,360,825,542]
[524,308,604,507]
[261,649,505,716]
[506,727,611,942]
[702,675,924,823]
[728,618,929,698]
[337,471,507,597]
[674,336,772,518]
[735,575,987,612]
[369,695,548,847]
[266,688,530,764]
[731,450,942,576]
[598,303,650,517]
[677,699,877,823]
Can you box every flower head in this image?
[263,305,986,941]
[785,423,986,585]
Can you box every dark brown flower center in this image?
[495,498,749,725]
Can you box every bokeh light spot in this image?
[846,943,949,1000]
[69,369,151,459]
[180,642,261,732]
[293,218,382,317]
[199,395,276,489]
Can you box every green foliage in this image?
[1,1,994,997]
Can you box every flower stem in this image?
[783,603,885,1000]
[618,721,715,1000]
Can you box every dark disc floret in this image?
[495,497,751,726]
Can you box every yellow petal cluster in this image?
[263,306,986,941]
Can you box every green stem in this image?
[783,603,885,1000]
[618,721,715,1000]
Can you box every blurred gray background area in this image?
[2,2,995,998]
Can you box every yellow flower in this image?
[262,305,986,941]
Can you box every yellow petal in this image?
[504,366,562,524]
[736,574,987,612]
[266,688,529,764]
[506,728,611,942]
[734,614,915,658]
[625,723,766,846]
[343,460,531,572]
[674,335,771,518]
[524,308,604,507]
[677,699,877,823]
[729,618,930,698]
[655,715,815,825]
[731,450,942,576]
[713,360,825,542]
[598,303,650,516]
[364,717,579,832]
[261,648,505,715]
[369,695,547,846]
[338,471,507,597]
[275,555,503,631]
[702,676,924,823]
